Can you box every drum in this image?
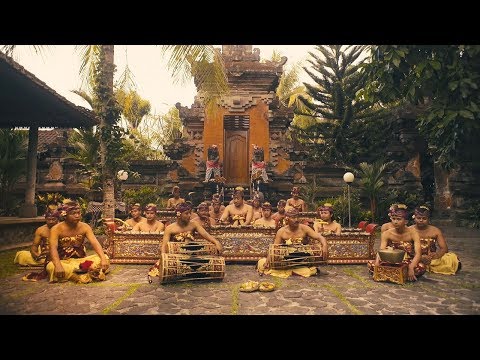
[167,240,218,255]
[268,243,324,269]
[160,253,225,283]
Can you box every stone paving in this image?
[1,226,479,315]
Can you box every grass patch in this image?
[101,283,142,314]
[0,248,26,279]
[342,268,374,288]
[231,286,239,315]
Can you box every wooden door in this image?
[224,130,248,185]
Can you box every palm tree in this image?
[3,45,228,219]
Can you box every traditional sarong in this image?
[45,235,109,283]
[14,251,45,266]
[15,236,49,266]
[420,237,460,275]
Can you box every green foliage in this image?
[319,188,365,226]
[66,128,102,192]
[291,45,388,166]
[36,193,65,215]
[300,175,322,210]
[356,161,392,222]
[457,201,480,229]
[375,188,429,225]
[360,45,480,170]
[0,129,28,213]
[123,186,168,209]
[116,88,151,129]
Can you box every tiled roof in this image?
[0,51,98,128]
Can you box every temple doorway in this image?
[224,115,249,186]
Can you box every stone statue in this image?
[204,144,221,183]
[251,144,268,192]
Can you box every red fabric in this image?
[252,161,266,169]
[79,260,94,271]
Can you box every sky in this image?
[7,45,316,116]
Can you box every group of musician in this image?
[14,186,461,285]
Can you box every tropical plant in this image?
[356,161,392,223]
[300,175,322,210]
[0,129,28,213]
[122,185,168,209]
[319,188,364,226]
[291,45,388,166]
[360,45,480,170]
[116,88,151,129]
[3,45,230,218]
[36,192,65,215]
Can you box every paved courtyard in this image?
[1,226,479,315]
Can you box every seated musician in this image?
[380,204,398,233]
[191,202,216,228]
[220,188,253,226]
[209,196,225,223]
[409,205,461,275]
[272,199,288,229]
[252,202,276,228]
[46,201,109,284]
[313,203,341,235]
[123,203,146,230]
[166,186,185,210]
[251,194,263,222]
[367,204,426,281]
[14,208,59,267]
[132,203,165,233]
[286,186,307,212]
[257,208,328,278]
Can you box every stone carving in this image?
[46,160,63,181]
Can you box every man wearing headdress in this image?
[124,203,146,229]
[209,195,225,223]
[47,200,109,284]
[204,144,221,182]
[191,202,216,228]
[220,188,253,226]
[148,202,223,281]
[252,202,276,228]
[313,203,341,235]
[409,205,461,275]
[368,204,426,281]
[381,204,398,233]
[166,186,185,210]
[14,208,60,267]
[132,203,165,233]
[272,199,288,229]
[286,186,306,212]
[257,208,328,278]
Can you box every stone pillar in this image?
[19,126,38,217]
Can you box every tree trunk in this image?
[370,197,376,223]
[99,45,116,220]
